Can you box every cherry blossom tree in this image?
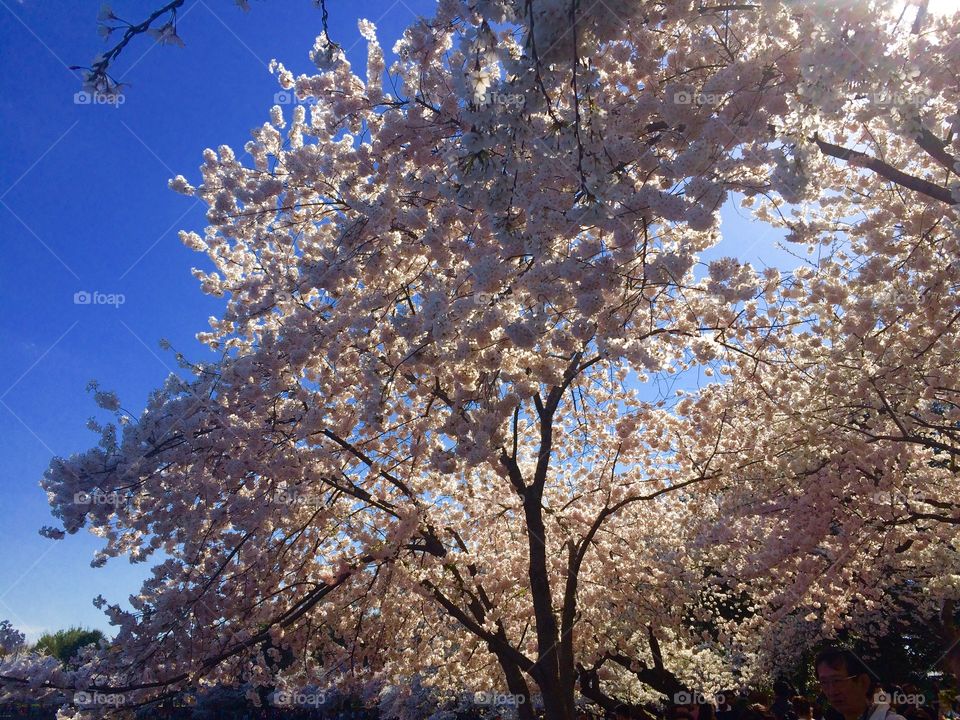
[0,621,72,708]
[10,0,960,718]
[0,621,25,659]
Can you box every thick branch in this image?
[812,134,957,205]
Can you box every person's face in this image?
[817,661,871,718]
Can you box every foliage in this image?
[32,628,105,669]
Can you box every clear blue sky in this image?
[0,0,792,643]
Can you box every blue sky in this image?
[0,0,793,643]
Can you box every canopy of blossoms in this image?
[5,1,958,719]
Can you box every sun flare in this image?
[923,0,959,15]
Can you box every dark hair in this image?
[814,648,871,679]
[741,704,776,720]
[668,700,716,720]
[790,697,812,717]
[773,681,796,699]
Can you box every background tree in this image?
[32,627,106,670]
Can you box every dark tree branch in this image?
[78,1,333,90]
[812,134,957,205]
